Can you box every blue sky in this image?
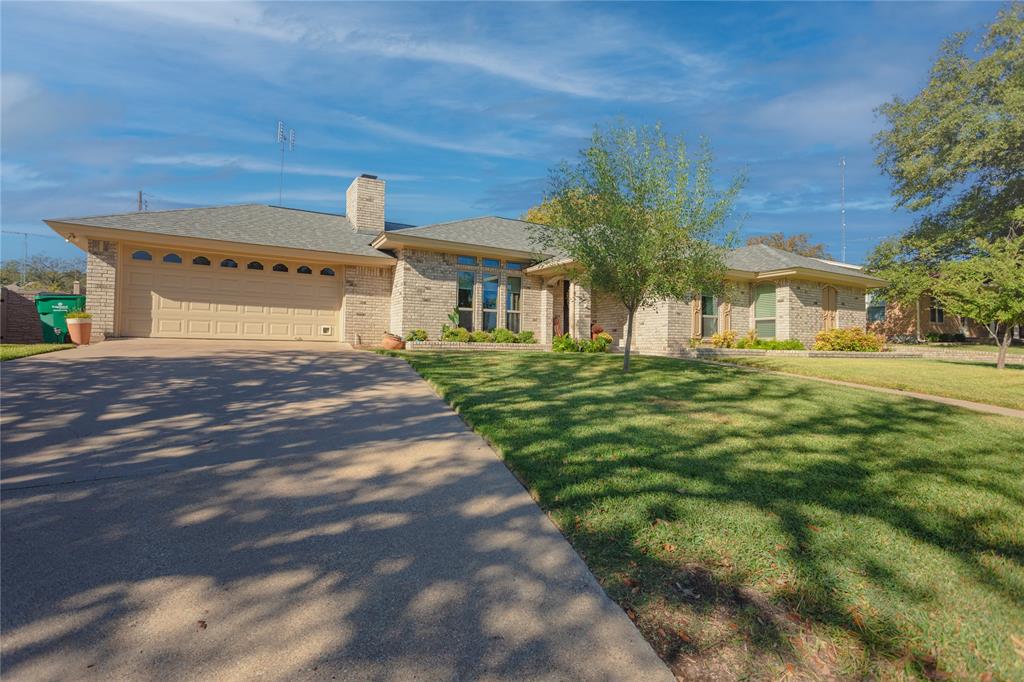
[0,1,1000,264]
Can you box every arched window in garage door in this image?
[272,263,288,272]
[297,266,312,274]
[132,250,152,261]
[220,259,238,268]
[320,268,335,276]
[192,256,211,266]
[247,261,264,271]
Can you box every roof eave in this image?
[372,231,548,261]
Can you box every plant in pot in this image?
[65,311,93,345]
[382,331,405,350]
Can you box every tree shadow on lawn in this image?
[405,352,1024,679]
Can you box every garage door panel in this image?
[121,255,340,341]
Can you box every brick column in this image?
[539,281,554,344]
[86,239,118,340]
[569,281,591,339]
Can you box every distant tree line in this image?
[1,255,87,293]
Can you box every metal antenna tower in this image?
[276,120,296,205]
[840,157,847,262]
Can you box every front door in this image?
[822,286,838,331]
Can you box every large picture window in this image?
[457,271,474,330]
[754,283,776,339]
[701,294,717,338]
[929,297,944,323]
[506,277,522,332]
[482,273,499,331]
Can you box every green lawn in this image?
[0,344,74,362]
[711,356,1024,411]
[890,343,1024,356]
[400,352,1024,680]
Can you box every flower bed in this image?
[406,341,551,352]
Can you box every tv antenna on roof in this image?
[839,157,847,262]
[275,120,296,205]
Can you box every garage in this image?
[119,246,342,341]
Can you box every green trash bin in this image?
[35,293,87,343]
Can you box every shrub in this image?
[583,332,613,353]
[516,330,537,344]
[710,330,737,348]
[813,327,886,352]
[405,329,428,342]
[492,328,517,344]
[552,333,581,352]
[937,332,967,342]
[926,332,941,342]
[65,311,92,319]
[590,323,604,337]
[737,336,805,350]
[441,326,471,342]
[470,330,494,343]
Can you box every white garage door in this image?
[120,248,342,341]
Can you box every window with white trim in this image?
[754,283,776,339]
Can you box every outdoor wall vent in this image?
[320,325,333,336]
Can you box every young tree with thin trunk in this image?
[931,236,1024,369]
[531,122,743,372]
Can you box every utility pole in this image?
[1,230,32,284]
[840,157,847,263]
[138,190,143,212]
[275,120,295,205]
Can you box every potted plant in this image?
[382,331,405,350]
[65,311,93,345]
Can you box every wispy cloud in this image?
[133,154,422,182]
[1,163,62,191]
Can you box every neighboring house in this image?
[868,294,1002,340]
[44,174,884,348]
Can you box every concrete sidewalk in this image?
[1,339,671,681]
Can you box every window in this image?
[482,258,500,269]
[297,265,312,274]
[457,255,478,266]
[192,256,210,266]
[506,276,522,332]
[482,274,499,331]
[867,295,886,323]
[929,297,944,323]
[754,283,776,339]
[220,258,238,268]
[132,250,152,261]
[162,253,182,264]
[247,261,264,271]
[506,262,524,271]
[320,267,335,276]
[457,271,474,330]
[272,263,288,272]
[701,295,718,337]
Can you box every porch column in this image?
[569,282,591,339]
[539,281,554,345]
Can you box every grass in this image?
[0,344,74,362]
[710,356,1024,411]
[398,351,1024,680]
[890,342,1024,356]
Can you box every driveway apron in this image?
[0,340,671,681]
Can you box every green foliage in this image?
[492,328,517,344]
[746,232,832,259]
[553,332,612,353]
[552,333,582,352]
[0,256,87,292]
[931,235,1024,368]
[441,327,472,342]
[736,337,805,350]
[710,330,738,348]
[873,4,1024,263]
[531,121,744,371]
[469,330,494,343]
[404,329,428,342]
[0,344,75,362]
[813,328,886,352]
[64,311,92,319]
[516,330,537,344]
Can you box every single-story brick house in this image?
[45,175,884,349]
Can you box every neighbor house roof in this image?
[374,216,552,257]
[724,244,881,282]
[45,204,396,260]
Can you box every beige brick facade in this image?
[342,265,393,345]
[86,239,118,339]
[345,176,385,234]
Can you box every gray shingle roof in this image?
[47,204,394,260]
[725,244,877,279]
[390,216,552,255]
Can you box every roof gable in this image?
[389,216,551,255]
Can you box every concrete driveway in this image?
[1,339,670,681]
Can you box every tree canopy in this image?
[745,232,832,259]
[0,255,86,293]
[531,122,743,371]
[874,3,1023,263]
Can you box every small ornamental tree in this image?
[931,236,1024,369]
[531,122,743,371]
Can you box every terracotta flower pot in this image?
[382,333,405,350]
[66,318,93,345]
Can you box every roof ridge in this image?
[47,203,266,223]
[394,214,546,233]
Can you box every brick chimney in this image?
[346,174,385,234]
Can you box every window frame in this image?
[162,253,182,264]
[457,255,478,266]
[929,297,944,323]
[456,270,474,331]
[701,294,718,338]
[482,257,500,269]
[131,250,153,261]
[506,276,522,333]
[753,283,777,339]
[481,273,499,331]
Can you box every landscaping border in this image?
[406,341,551,352]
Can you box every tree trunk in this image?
[997,323,1010,370]
[623,306,635,373]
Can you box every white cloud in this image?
[1,163,62,191]
[133,153,422,181]
[749,81,891,144]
